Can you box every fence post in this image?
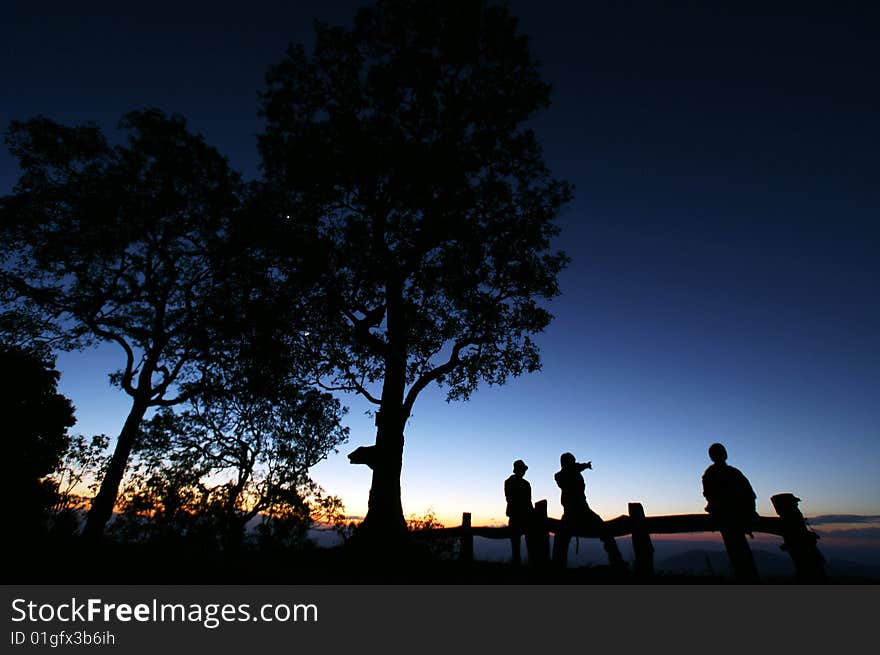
[459,512,473,563]
[527,500,550,567]
[771,493,826,583]
[628,502,654,577]
[718,527,759,582]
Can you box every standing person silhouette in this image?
[552,452,626,570]
[702,442,760,582]
[504,459,533,565]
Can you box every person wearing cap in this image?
[504,459,534,565]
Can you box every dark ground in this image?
[6,538,875,585]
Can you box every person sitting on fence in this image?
[702,442,758,533]
[505,459,534,565]
[552,452,626,570]
[702,442,759,581]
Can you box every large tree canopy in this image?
[258,0,572,539]
[0,109,244,540]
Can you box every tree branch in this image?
[403,338,478,417]
[86,321,137,396]
[150,352,192,402]
[150,388,196,407]
[316,375,382,405]
[342,307,388,357]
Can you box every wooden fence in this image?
[425,492,826,582]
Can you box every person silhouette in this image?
[504,459,534,565]
[552,452,626,570]
[702,442,760,581]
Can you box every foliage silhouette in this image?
[0,298,62,364]
[1,109,245,540]
[108,361,348,551]
[47,434,111,536]
[1,346,76,541]
[258,0,572,543]
[406,510,456,560]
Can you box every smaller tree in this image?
[50,434,111,514]
[111,352,349,551]
[47,434,111,537]
[1,109,245,540]
[108,419,211,545]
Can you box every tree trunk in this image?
[81,398,149,542]
[356,274,409,547]
[364,426,406,539]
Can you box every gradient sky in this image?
[3,1,878,527]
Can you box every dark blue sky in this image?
[2,1,878,524]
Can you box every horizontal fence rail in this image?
[426,514,785,538]
[418,493,826,583]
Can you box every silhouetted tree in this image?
[0,109,244,541]
[0,346,76,539]
[48,434,111,536]
[258,0,571,541]
[111,350,348,550]
[0,301,59,364]
[108,413,210,545]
